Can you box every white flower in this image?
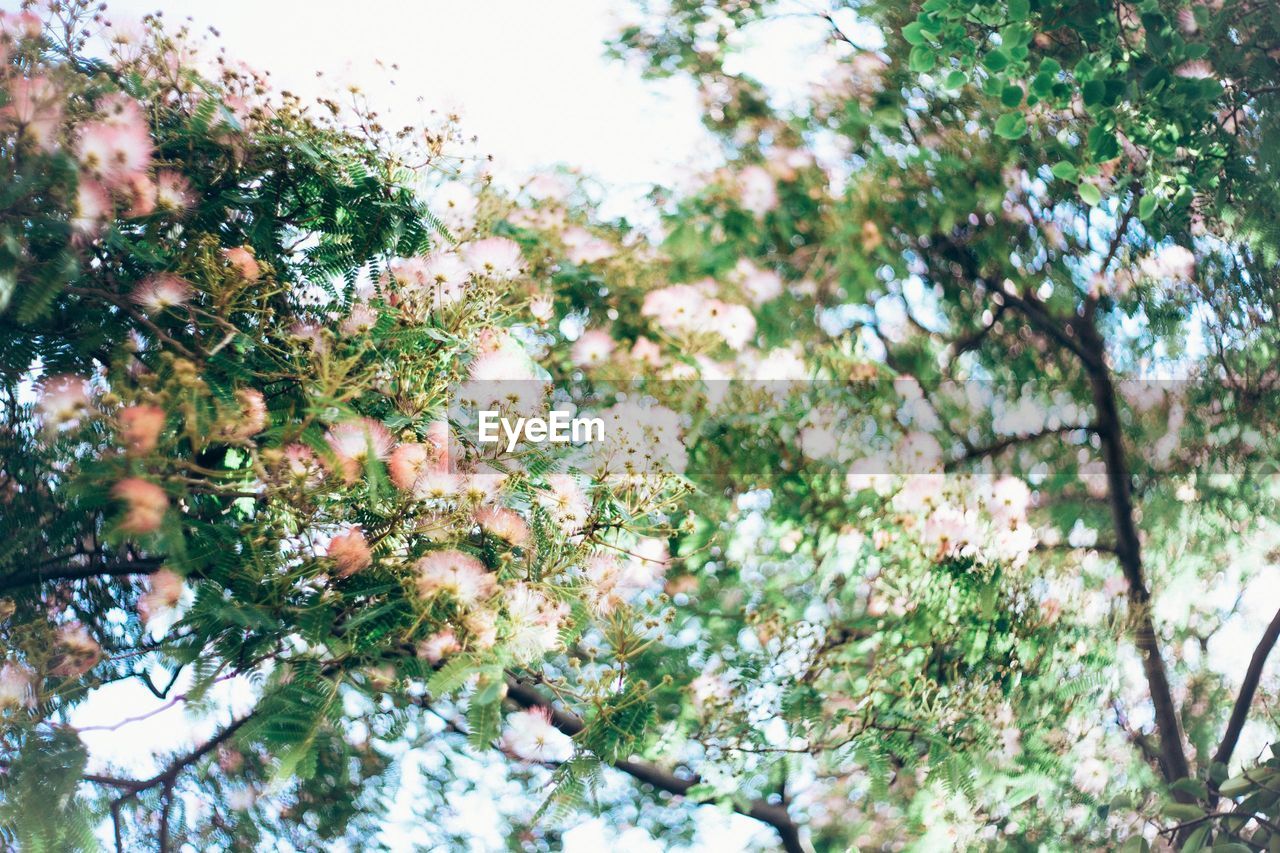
[435,182,477,233]
[502,707,573,763]
[0,662,34,709]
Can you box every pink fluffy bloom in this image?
[733,259,784,304]
[120,404,166,454]
[222,246,260,281]
[328,527,373,577]
[72,178,111,235]
[630,336,662,366]
[737,164,779,216]
[112,477,169,534]
[225,389,267,441]
[324,418,393,484]
[416,629,461,665]
[418,252,470,306]
[570,329,616,367]
[131,273,191,313]
[416,549,496,606]
[123,173,156,218]
[3,76,63,149]
[529,295,555,323]
[503,582,569,662]
[502,707,573,763]
[474,506,530,546]
[138,567,184,625]
[435,181,478,233]
[1174,60,1214,79]
[52,623,102,677]
[38,374,90,427]
[461,237,524,279]
[75,119,152,187]
[538,474,590,531]
[340,302,377,336]
[0,661,34,709]
[562,226,614,264]
[154,170,194,212]
[282,443,323,486]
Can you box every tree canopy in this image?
[3,0,1280,850]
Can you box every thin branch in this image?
[0,558,164,594]
[1213,603,1280,771]
[503,677,809,853]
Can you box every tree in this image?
[3,0,1280,850]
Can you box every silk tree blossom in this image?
[119,404,166,454]
[137,568,185,625]
[226,388,267,440]
[736,164,779,216]
[112,477,169,534]
[38,374,90,428]
[339,302,377,337]
[388,442,445,492]
[538,473,590,531]
[327,528,373,577]
[416,629,461,665]
[416,549,496,606]
[222,245,261,281]
[1138,244,1195,282]
[2,76,63,149]
[732,259,784,304]
[502,707,574,763]
[72,179,111,234]
[503,582,569,662]
[594,402,688,480]
[324,418,394,484]
[387,253,470,314]
[461,236,524,279]
[154,170,193,212]
[570,329,616,367]
[281,443,323,487]
[75,117,152,187]
[0,661,34,709]
[474,505,530,546]
[529,295,555,323]
[562,226,615,264]
[52,622,101,677]
[132,273,192,313]
[435,181,478,233]
[639,280,758,348]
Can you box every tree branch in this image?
[1212,603,1280,771]
[504,677,809,853]
[0,558,164,594]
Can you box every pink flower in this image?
[328,528,373,577]
[2,76,63,149]
[52,623,101,677]
[388,442,447,492]
[38,374,90,427]
[281,443,323,486]
[474,506,530,546]
[131,274,191,313]
[737,164,779,216]
[120,404,166,454]
[435,181,477,233]
[72,179,111,235]
[570,329,616,367]
[503,581,569,661]
[733,259,784,304]
[562,226,614,264]
[324,418,393,484]
[340,302,377,336]
[538,474,590,531]
[502,707,573,763]
[416,629,461,665]
[416,549,496,606]
[0,661,34,709]
[138,568,184,625]
[222,246,260,281]
[154,170,194,212]
[112,477,169,534]
[124,173,156,218]
[461,237,524,279]
[1174,60,1214,79]
[75,119,152,187]
[225,389,267,441]
[630,336,662,366]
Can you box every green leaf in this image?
[1008,0,1030,21]
[1082,79,1106,107]
[1051,161,1079,181]
[902,22,927,45]
[909,45,936,73]
[983,49,1010,72]
[1138,194,1158,220]
[944,70,968,89]
[994,112,1027,139]
[1078,183,1102,206]
[1001,84,1025,107]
